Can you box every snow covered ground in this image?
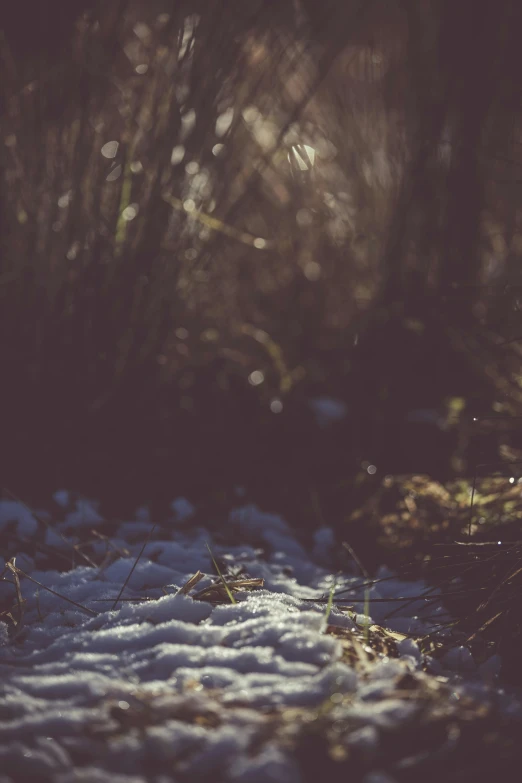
[0,495,521,782]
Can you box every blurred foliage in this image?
[2,0,522,520]
[343,471,522,683]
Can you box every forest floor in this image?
[1,492,522,782]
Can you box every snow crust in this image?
[0,497,520,782]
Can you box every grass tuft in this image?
[206,542,237,605]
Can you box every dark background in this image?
[2,0,522,532]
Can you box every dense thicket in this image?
[2,1,522,526]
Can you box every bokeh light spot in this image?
[270,399,283,413]
[304,262,321,281]
[171,145,185,165]
[122,204,139,221]
[185,161,200,175]
[248,370,264,386]
[101,141,119,159]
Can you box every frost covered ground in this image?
[1,494,522,782]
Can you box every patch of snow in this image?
[0,498,520,781]
[311,525,336,566]
[53,490,71,509]
[170,497,195,521]
[64,499,103,530]
[0,501,39,537]
[442,645,476,673]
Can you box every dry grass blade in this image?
[324,580,336,625]
[90,529,131,576]
[162,193,272,248]
[111,524,157,611]
[92,598,160,603]
[5,558,26,628]
[476,563,522,614]
[35,589,44,622]
[175,570,206,596]
[465,611,504,644]
[92,577,264,605]
[15,536,73,568]
[7,560,98,617]
[205,543,237,605]
[342,540,371,642]
[192,577,264,603]
[91,529,130,560]
[342,540,370,580]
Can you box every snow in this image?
[53,490,71,509]
[170,497,195,522]
[0,501,39,538]
[308,396,348,429]
[0,497,521,782]
[61,498,104,530]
